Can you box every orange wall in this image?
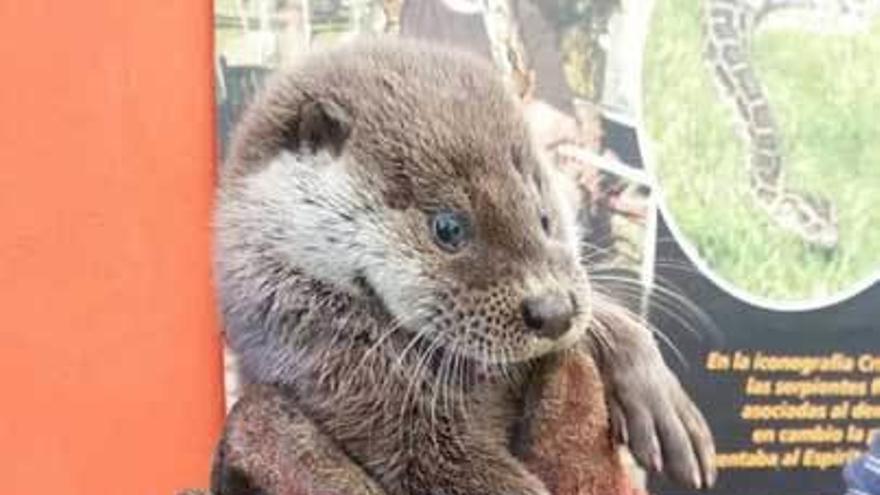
[0,1,223,493]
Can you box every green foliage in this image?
[643,0,880,302]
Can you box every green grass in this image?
[643,0,880,302]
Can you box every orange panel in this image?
[0,1,223,493]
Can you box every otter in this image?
[214,38,715,495]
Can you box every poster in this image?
[641,0,880,493]
[213,1,880,493]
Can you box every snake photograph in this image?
[643,0,880,302]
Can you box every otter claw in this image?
[609,369,717,490]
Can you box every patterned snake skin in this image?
[702,0,878,249]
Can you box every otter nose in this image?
[521,292,574,340]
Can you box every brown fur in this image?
[516,352,623,495]
[211,37,715,495]
[181,352,637,495]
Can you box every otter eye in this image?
[540,211,550,235]
[430,211,471,253]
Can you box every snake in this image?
[701,0,878,250]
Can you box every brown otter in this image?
[214,37,715,495]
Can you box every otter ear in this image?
[297,99,352,156]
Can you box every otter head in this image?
[217,39,591,369]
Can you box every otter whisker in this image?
[652,258,705,277]
[494,344,515,387]
[648,271,721,340]
[587,319,617,357]
[586,302,617,355]
[591,273,716,342]
[452,344,471,428]
[451,327,473,424]
[364,308,438,407]
[390,303,450,408]
[355,302,433,378]
[591,291,689,368]
[593,280,698,340]
[591,268,706,329]
[398,327,444,436]
[444,341,464,425]
[598,271,704,325]
[434,335,464,432]
[434,338,454,426]
[393,317,437,372]
[392,320,435,412]
[420,332,449,443]
[579,241,622,265]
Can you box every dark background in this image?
[648,212,878,495]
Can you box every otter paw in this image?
[608,363,716,490]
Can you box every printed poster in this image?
[214,1,880,493]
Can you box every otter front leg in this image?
[210,385,387,495]
[587,302,717,490]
